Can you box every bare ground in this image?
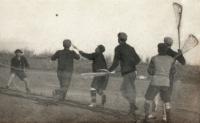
[0,68,199,123]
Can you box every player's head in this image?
[63,39,71,49]
[164,37,173,47]
[118,32,127,44]
[15,49,23,56]
[95,45,105,53]
[158,43,168,55]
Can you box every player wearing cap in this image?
[79,45,108,107]
[144,43,174,123]
[152,37,186,120]
[109,32,141,118]
[6,49,31,93]
[51,39,80,101]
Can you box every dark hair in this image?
[118,32,127,42]
[98,45,105,53]
[158,43,168,54]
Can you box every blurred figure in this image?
[79,45,108,107]
[51,39,80,101]
[6,49,31,93]
[109,32,141,118]
[144,43,174,123]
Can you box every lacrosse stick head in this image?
[181,34,199,54]
[173,2,183,27]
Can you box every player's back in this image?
[153,55,174,76]
[150,55,174,86]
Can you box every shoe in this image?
[162,115,167,121]
[88,103,96,108]
[52,89,66,101]
[143,116,156,123]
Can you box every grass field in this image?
[0,52,200,123]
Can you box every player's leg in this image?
[59,71,72,101]
[54,71,65,100]
[144,85,159,121]
[89,88,97,107]
[121,72,137,117]
[152,93,160,112]
[23,78,31,93]
[97,76,108,106]
[160,87,172,123]
[89,78,98,107]
[101,91,106,106]
[97,89,106,106]
[17,71,31,93]
[7,73,16,88]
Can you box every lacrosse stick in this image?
[71,43,80,52]
[173,2,183,49]
[81,69,115,78]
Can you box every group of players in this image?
[5,32,185,123]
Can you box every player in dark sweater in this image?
[109,32,141,117]
[6,49,31,93]
[51,39,80,101]
[79,45,108,107]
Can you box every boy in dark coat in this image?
[51,39,80,101]
[6,49,31,93]
[79,45,108,107]
[109,32,141,117]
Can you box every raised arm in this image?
[168,49,186,65]
[176,50,186,65]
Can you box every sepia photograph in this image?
[0,0,200,123]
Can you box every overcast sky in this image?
[0,0,200,65]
